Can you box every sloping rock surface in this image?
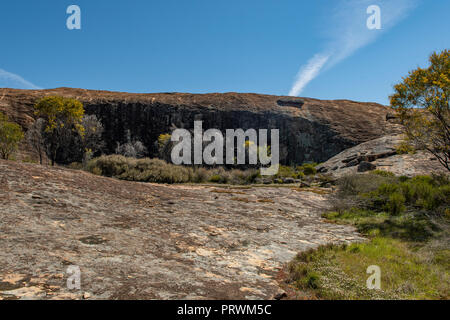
[317,134,448,178]
[0,160,364,300]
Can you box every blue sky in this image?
[0,0,448,105]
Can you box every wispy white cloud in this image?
[289,0,419,96]
[289,54,330,96]
[0,68,41,89]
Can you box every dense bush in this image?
[386,192,406,215]
[395,142,416,155]
[370,170,396,177]
[275,165,302,179]
[87,155,190,183]
[33,96,85,165]
[326,174,449,243]
[86,155,261,184]
[0,112,24,160]
[367,175,449,214]
[301,163,317,175]
[86,155,328,185]
[273,163,318,179]
[336,173,396,196]
[338,173,450,216]
[29,96,104,165]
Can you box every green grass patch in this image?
[323,209,437,241]
[288,173,450,300]
[288,238,449,299]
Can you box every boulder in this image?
[357,161,376,172]
[272,289,287,300]
[282,177,295,184]
[316,134,448,177]
[299,181,311,188]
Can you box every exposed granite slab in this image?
[0,160,364,300]
[317,134,448,178]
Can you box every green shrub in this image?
[430,174,450,187]
[323,208,381,221]
[87,154,126,176]
[276,165,298,179]
[317,173,334,185]
[395,141,415,154]
[296,171,305,179]
[378,182,400,195]
[337,173,395,196]
[246,171,260,184]
[398,175,410,182]
[68,162,83,170]
[91,166,102,175]
[410,175,434,185]
[370,170,395,177]
[87,155,194,183]
[402,176,442,209]
[419,184,450,210]
[193,167,209,183]
[302,164,317,175]
[293,172,450,300]
[305,271,320,289]
[271,164,318,180]
[22,156,38,164]
[209,174,223,183]
[0,112,24,160]
[354,173,450,216]
[86,155,260,184]
[386,192,406,215]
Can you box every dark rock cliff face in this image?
[0,88,401,164]
[85,101,343,164]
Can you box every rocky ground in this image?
[0,160,364,300]
[317,134,448,178]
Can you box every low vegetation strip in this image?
[286,171,450,299]
[83,154,325,185]
[85,154,261,184]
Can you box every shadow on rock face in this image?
[79,235,108,245]
[276,98,304,108]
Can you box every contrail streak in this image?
[289,54,330,97]
[289,0,419,96]
[0,68,41,89]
